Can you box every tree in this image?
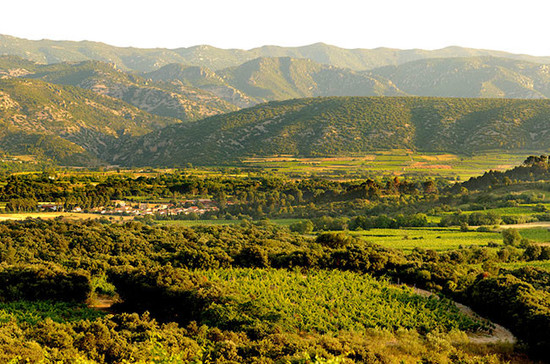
[502,229,522,246]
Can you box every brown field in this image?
[0,212,133,221]
[420,154,457,162]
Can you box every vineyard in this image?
[200,268,488,334]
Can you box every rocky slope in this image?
[0,78,177,165]
[23,60,238,121]
[371,57,550,99]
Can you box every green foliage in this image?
[117,96,550,166]
[0,301,103,325]
[466,274,550,354]
[111,266,486,334]
[0,265,91,303]
[316,232,353,249]
[502,229,522,247]
[289,219,314,234]
[439,212,501,227]
[461,155,550,191]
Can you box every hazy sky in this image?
[2,0,550,55]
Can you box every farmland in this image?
[243,150,529,179]
[350,227,502,252]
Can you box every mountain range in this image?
[0,77,176,164]
[3,34,550,167]
[2,34,550,72]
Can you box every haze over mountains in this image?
[3,34,550,72]
[2,34,550,166]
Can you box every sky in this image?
[2,0,550,56]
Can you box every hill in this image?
[111,96,550,166]
[145,57,405,107]
[144,63,256,108]
[0,78,177,165]
[1,58,239,121]
[145,57,405,106]
[371,56,550,99]
[459,155,550,191]
[3,34,550,72]
[217,57,404,102]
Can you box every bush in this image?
[316,232,353,249]
[289,220,314,234]
[235,246,270,268]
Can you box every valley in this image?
[2,33,550,363]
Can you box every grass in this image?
[0,301,104,325]
[158,222,505,252]
[350,227,502,252]
[519,228,550,243]
[459,206,536,216]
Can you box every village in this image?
[38,199,220,218]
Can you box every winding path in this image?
[412,287,516,344]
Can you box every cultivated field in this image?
[350,227,502,252]
[242,151,529,179]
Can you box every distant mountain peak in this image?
[3,33,550,72]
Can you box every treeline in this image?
[0,172,449,219]
[459,155,550,191]
[289,213,429,233]
[439,211,501,227]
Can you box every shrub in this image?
[316,232,353,249]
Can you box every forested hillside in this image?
[113,96,550,166]
[216,57,404,102]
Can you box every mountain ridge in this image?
[111,96,550,166]
[3,34,550,72]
